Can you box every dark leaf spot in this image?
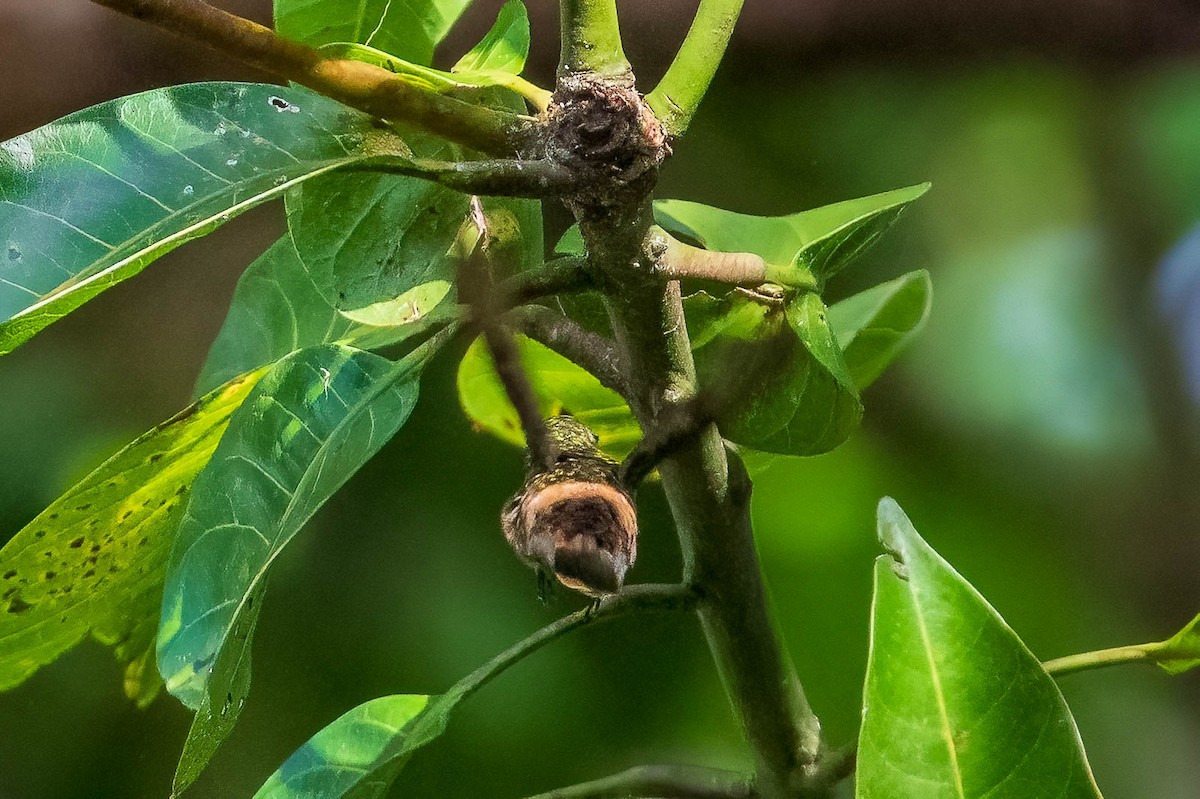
[149,453,163,463]
[44,571,56,580]
[2,570,15,580]
[7,596,31,614]
[69,537,84,549]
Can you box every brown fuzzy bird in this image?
[501,415,638,597]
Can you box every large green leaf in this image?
[858,498,1103,799]
[654,183,929,282]
[158,344,429,794]
[0,369,263,705]
[688,290,862,456]
[457,334,640,460]
[253,695,434,799]
[828,269,932,389]
[0,82,408,356]
[275,0,472,66]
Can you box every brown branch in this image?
[361,157,579,199]
[505,305,628,399]
[91,0,539,156]
[495,256,592,307]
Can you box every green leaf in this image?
[654,183,930,281]
[287,168,472,314]
[1153,613,1200,675]
[275,0,472,66]
[688,290,862,456]
[858,498,1103,799]
[0,82,406,356]
[829,269,932,389]
[457,334,640,460]
[198,151,477,396]
[453,0,530,75]
[0,369,264,703]
[253,695,433,799]
[158,344,430,794]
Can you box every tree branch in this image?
[91,0,539,156]
[446,583,700,704]
[582,202,822,799]
[522,764,756,799]
[495,257,592,308]
[505,304,628,398]
[362,157,578,199]
[646,0,745,136]
[559,0,631,77]
[654,229,819,290]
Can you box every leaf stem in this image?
[521,764,756,799]
[655,229,819,290]
[90,0,538,155]
[495,257,592,307]
[558,0,631,77]
[446,583,700,704]
[646,0,745,135]
[1042,644,1157,678]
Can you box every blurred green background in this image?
[2,1,1199,796]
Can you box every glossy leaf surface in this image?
[457,335,639,460]
[654,183,929,281]
[828,269,932,389]
[0,370,263,703]
[254,695,432,799]
[275,0,471,67]
[0,82,405,355]
[158,345,426,793]
[689,290,862,456]
[858,498,1103,799]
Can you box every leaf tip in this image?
[875,496,915,564]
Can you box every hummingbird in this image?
[501,415,638,597]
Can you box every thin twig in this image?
[495,256,592,307]
[460,234,559,471]
[522,764,756,799]
[646,0,745,136]
[446,583,700,704]
[618,397,715,490]
[1042,644,1157,677]
[91,0,538,155]
[505,305,628,398]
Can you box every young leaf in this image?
[828,269,932,389]
[253,695,434,799]
[275,0,472,67]
[1151,613,1200,675]
[688,290,863,456]
[0,83,407,356]
[858,498,1103,799]
[457,335,640,460]
[654,183,930,282]
[0,369,264,703]
[453,0,530,75]
[158,344,431,794]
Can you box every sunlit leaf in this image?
[0,82,409,356]
[688,290,862,456]
[0,370,264,702]
[275,0,471,66]
[858,498,1103,799]
[453,0,530,75]
[457,335,640,460]
[158,344,431,794]
[654,183,929,281]
[1153,613,1200,675]
[828,269,931,389]
[253,695,432,799]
